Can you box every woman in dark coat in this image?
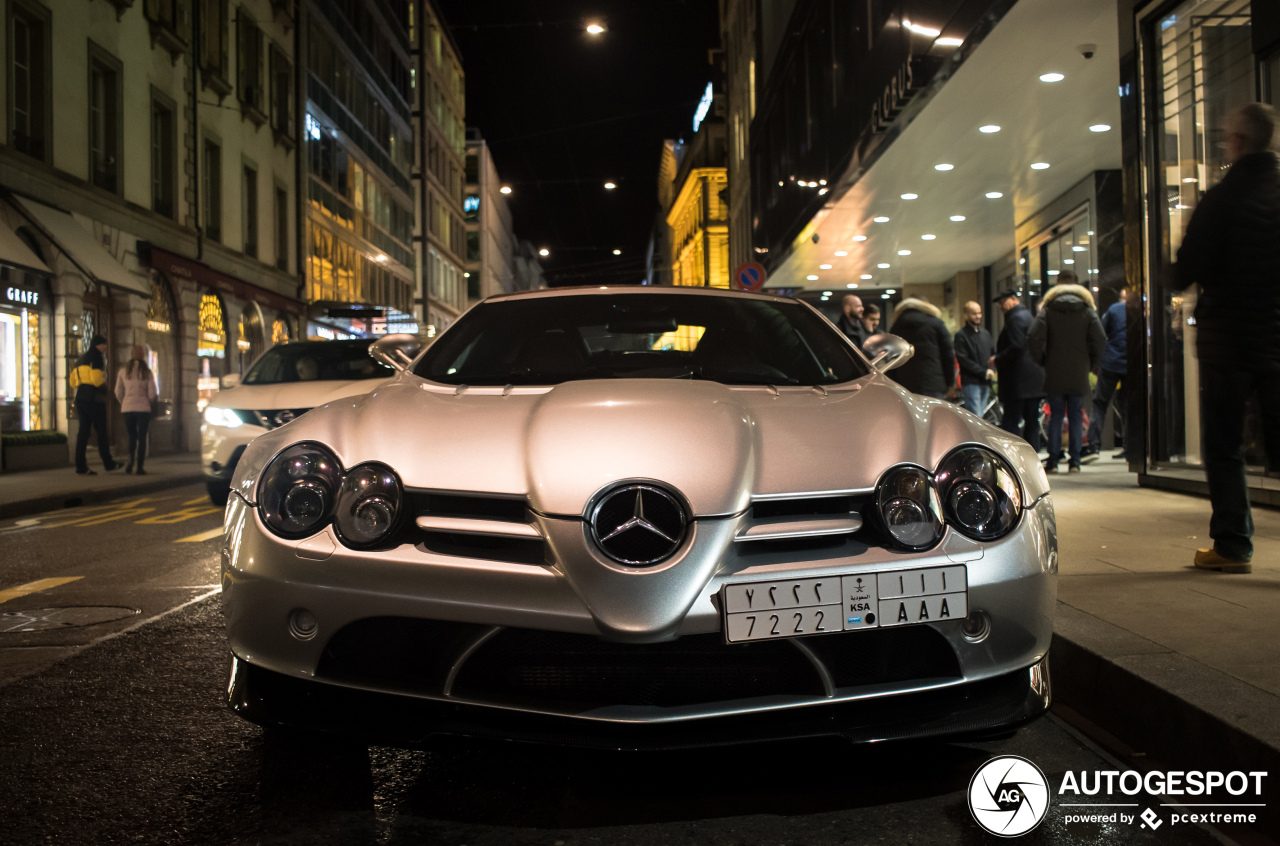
[888,298,955,399]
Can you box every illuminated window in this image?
[198,293,226,359]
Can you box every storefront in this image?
[0,274,53,433]
[1127,0,1280,501]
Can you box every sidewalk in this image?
[1048,457,1280,837]
[0,452,206,519]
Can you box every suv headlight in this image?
[204,406,243,428]
[875,465,945,550]
[333,463,402,548]
[258,443,342,539]
[934,446,1023,541]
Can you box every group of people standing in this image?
[70,337,158,476]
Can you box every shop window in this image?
[203,139,222,242]
[198,293,227,359]
[236,10,265,122]
[9,0,50,162]
[243,164,258,258]
[151,95,175,218]
[88,45,122,194]
[270,317,290,345]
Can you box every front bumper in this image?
[221,493,1056,739]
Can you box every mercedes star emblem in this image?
[589,484,688,566]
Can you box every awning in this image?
[13,197,149,295]
[0,216,51,274]
[142,244,304,316]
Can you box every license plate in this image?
[721,566,967,643]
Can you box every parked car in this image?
[202,339,394,505]
[221,287,1056,749]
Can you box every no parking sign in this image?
[735,261,767,292]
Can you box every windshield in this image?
[242,340,394,385]
[414,293,869,386]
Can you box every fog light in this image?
[961,610,990,642]
[288,608,318,641]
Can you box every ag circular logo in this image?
[968,755,1050,837]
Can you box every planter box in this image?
[3,443,69,472]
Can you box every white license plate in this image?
[722,566,967,643]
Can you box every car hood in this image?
[210,378,390,411]
[232,373,1049,516]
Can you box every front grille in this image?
[410,491,528,522]
[752,494,865,520]
[804,625,961,688]
[316,617,492,694]
[417,531,547,566]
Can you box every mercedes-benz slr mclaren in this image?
[221,286,1056,749]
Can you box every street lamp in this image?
[539,248,550,257]
[499,185,512,194]
[612,249,621,255]
[604,181,616,190]
[586,22,605,35]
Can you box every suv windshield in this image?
[415,293,869,386]
[242,340,394,385]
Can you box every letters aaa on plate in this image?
[722,565,967,643]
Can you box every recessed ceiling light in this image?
[818,188,828,195]
[900,193,918,200]
[1047,270,1060,275]
[937,37,963,46]
[881,294,890,299]
[921,234,936,240]
[886,289,897,294]
[852,235,867,241]
[897,249,912,256]
[1030,162,1050,170]
[823,291,833,296]
[1089,124,1111,132]
[846,283,859,288]
[1039,72,1065,82]
[934,163,954,171]
[877,263,891,268]
[806,275,819,281]
[1063,259,1075,264]
[950,215,966,221]
[834,250,849,256]
[820,264,832,269]
[985,191,1004,199]
[1182,177,1198,183]
[873,216,890,223]
[860,274,873,279]
[1072,246,1087,252]
[979,125,1001,133]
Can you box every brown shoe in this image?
[1194,548,1252,574]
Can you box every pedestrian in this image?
[115,345,158,475]
[837,294,867,348]
[862,303,881,337]
[1027,272,1106,473]
[1175,102,1280,574]
[992,290,1045,451]
[887,297,955,399]
[954,300,996,416]
[70,334,119,475]
[1083,286,1130,463]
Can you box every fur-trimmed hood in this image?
[892,297,942,320]
[1039,283,1096,312]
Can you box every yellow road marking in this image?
[183,496,209,506]
[0,576,83,605]
[175,527,224,543]
[137,505,222,525]
[38,496,171,528]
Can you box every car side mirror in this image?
[220,373,241,389]
[862,333,914,372]
[370,333,424,372]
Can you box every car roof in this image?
[483,285,798,306]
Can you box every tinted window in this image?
[415,293,869,386]
[243,340,393,384]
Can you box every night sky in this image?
[436,0,721,286]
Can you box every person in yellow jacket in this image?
[71,334,119,475]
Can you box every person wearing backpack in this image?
[71,334,119,475]
[115,345,158,475]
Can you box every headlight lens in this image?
[203,406,243,428]
[333,463,402,548]
[934,446,1023,541]
[258,443,342,538]
[875,466,945,550]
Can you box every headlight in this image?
[204,406,243,428]
[258,443,342,539]
[934,446,1023,541]
[875,466,944,550]
[333,462,402,548]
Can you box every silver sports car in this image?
[221,286,1056,749]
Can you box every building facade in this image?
[720,0,756,272]
[412,0,466,336]
[659,88,729,289]
[0,0,302,461]
[463,131,513,304]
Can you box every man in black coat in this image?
[1027,275,1106,472]
[993,290,1044,450]
[1176,103,1280,574]
[836,294,867,349]
[888,298,954,399]
[954,300,996,416]
[71,334,119,475]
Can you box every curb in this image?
[0,472,208,520]
[1050,612,1280,843]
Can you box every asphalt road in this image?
[0,488,1243,845]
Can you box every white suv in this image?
[202,339,394,504]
